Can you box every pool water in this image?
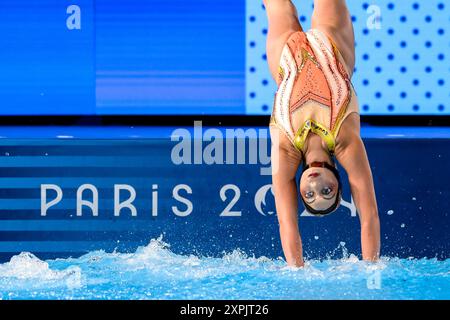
[0,237,448,300]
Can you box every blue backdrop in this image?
[0,126,448,262]
[0,0,448,115]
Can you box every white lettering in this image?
[41,184,63,216]
[66,5,81,30]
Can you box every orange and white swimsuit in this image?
[270,29,359,154]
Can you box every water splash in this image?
[0,237,448,300]
[0,252,81,282]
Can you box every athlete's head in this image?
[299,161,342,216]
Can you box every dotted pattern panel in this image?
[246,1,449,115]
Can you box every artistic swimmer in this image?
[264,0,380,267]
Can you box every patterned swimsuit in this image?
[270,29,359,154]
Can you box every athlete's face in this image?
[299,167,339,212]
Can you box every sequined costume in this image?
[270,29,359,154]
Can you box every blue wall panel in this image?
[96,0,245,114]
[0,128,448,262]
[0,0,95,115]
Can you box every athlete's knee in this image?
[264,0,291,4]
[312,0,351,29]
[264,0,295,11]
[264,0,287,7]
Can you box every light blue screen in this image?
[246,0,449,115]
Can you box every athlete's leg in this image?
[311,0,355,73]
[263,0,303,81]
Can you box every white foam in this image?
[1,238,448,299]
[0,252,82,288]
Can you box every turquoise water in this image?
[0,238,448,300]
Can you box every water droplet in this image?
[401,223,406,228]
[314,236,319,240]
[412,197,416,201]
[387,210,394,215]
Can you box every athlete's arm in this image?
[270,127,304,267]
[335,117,381,261]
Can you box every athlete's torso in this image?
[270,28,360,155]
